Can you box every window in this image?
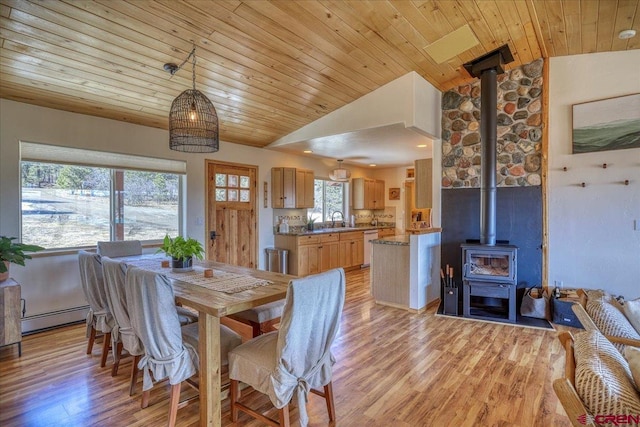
[311,179,345,223]
[20,143,185,249]
[214,173,251,202]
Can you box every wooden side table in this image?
[0,279,23,356]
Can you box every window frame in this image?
[313,178,347,224]
[19,143,186,249]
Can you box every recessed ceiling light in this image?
[303,150,313,153]
[369,164,377,167]
[417,144,427,148]
[619,29,637,39]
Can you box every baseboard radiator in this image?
[22,306,89,334]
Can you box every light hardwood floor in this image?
[0,268,573,426]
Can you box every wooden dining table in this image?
[170,260,293,427]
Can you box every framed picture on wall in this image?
[572,93,640,154]
[406,168,415,179]
[389,188,400,200]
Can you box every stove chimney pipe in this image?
[463,45,514,246]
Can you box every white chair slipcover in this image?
[102,257,144,358]
[126,267,241,392]
[78,250,114,337]
[229,268,346,426]
[97,240,142,258]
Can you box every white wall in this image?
[548,50,640,297]
[0,99,375,329]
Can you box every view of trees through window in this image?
[21,162,180,249]
[311,179,345,223]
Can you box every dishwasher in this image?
[362,229,379,267]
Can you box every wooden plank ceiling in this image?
[0,0,638,148]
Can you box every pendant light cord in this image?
[168,44,198,91]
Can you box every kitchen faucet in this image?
[331,211,345,228]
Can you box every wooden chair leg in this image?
[100,332,112,368]
[130,355,141,396]
[87,326,96,354]
[141,389,150,409]
[111,342,124,377]
[324,382,336,422]
[230,379,239,422]
[279,404,290,427]
[168,383,181,427]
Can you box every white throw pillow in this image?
[624,299,640,334]
[624,346,640,391]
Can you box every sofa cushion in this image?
[574,330,640,420]
[624,346,640,392]
[624,299,640,335]
[586,298,640,353]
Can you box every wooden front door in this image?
[206,160,257,268]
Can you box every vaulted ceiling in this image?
[1,0,638,149]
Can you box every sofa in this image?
[554,289,640,427]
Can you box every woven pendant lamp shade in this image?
[169,89,219,153]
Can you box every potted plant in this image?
[157,235,205,272]
[0,236,44,282]
[307,215,316,231]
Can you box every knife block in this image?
[443,286,458,316]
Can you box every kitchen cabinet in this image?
[295,169,315,209]
[275,233,340,276]
[352,178,385,210]
[338,231,364,269]
[414,159,432,209]
[1,279,22,356]
[271,167,314,209]
[378,228,395,238]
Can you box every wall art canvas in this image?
[572,93,640,154]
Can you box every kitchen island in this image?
[370,228,441,311]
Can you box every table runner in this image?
[123,258,272,294]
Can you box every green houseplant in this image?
[0,236,44,282]
[157,235,205,272]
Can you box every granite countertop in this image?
[275,224,395,236]
[371,235,409,246]
[404,227,442,235]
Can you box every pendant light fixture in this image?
[329,159,351,182]
[165,45,219,153]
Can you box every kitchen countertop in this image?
[371,235,409,246]
[275,224,395,236]
[404,227,442,235]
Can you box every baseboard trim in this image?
[22,306,89,334]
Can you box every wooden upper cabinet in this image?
[272,167,314,209]
[414,159,432,209]
[353,178,385,210]
[295,169,315,209]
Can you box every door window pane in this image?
[215,173,226,187]
[240,189,250,202]
[240,176,250,188]
[228,175,239,188]
[215,189,227,201]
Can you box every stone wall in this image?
[441,58,544,188]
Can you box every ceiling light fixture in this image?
[165,44,219,153]
[303,150,313,153]
[619,29,637,39]
[369,164,377,167]
[329,159,351,182]
[417,144,427,148]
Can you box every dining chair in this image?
[101,257,146,393]
[126,267,242,427]
[227,299,285,338]
[229,268,346,427]
[78,250,115,368]
[97,240,142,258]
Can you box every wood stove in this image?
[462,244,517,323]
[459,45,517,323]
